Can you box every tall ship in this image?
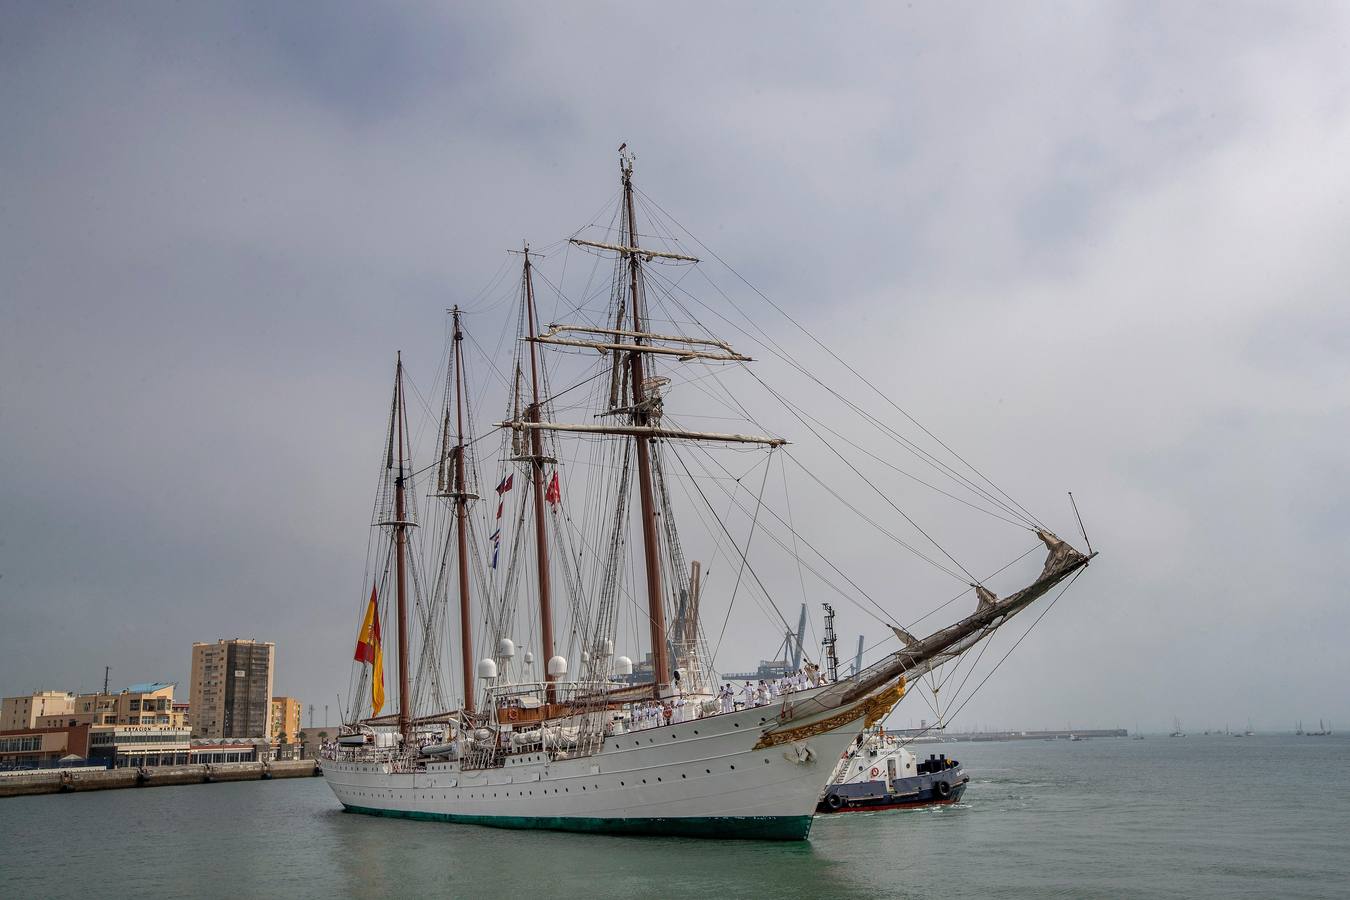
[321,148,1095,840]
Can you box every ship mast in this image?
[621,154,671,699]
[393,353,413,746]
[451,308,475,715]
[500,149,784,701]
[521,247,557,701]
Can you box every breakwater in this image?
[894,728,1129,742]
[0,759,320,798]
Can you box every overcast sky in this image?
[3,2,1348,733]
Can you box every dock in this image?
[0,759,321,798]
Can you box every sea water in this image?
[2,734,1346,898]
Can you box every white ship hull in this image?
[322,688,883,840]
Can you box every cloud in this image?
[2,2,1347,732]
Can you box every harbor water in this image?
[3,734,1346,899]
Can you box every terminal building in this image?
[0,724,91,769]
[88,726,192,768]
[2,684,192,769]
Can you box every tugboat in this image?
[817,728,968,813]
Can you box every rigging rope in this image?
[634,186,1050,532]
[710,449,775,661]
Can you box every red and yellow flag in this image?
[353,586,385,715]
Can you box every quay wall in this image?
[0,760,321,798]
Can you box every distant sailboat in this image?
[1169,717,1186,738]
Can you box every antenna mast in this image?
[621,150,671,698]
[822,603,839,682]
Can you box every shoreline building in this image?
[1,691,77,731]
[190,639,275,740]
[271,697,301,744]
[0,724,91,769]
[89,725,192,767]
[60,683,184,729]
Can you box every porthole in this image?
[681,773,686,779]
[730,765,735,770]
[705,768,711,774]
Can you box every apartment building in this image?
[270,697,302,744]
[190,640,275,739]
[1,691,76,730]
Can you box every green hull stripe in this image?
[341,804,813,841]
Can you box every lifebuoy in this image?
[869,766,881,779]
[935,780,951,799]
[506,708,519,722]
[825,793,845,811]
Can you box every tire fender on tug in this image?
[935,780,951,799]
[825,792,845,811]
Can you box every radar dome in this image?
[496,638,515,658]
[614,655,634,676]
[547,655,568,677]
[477,658,498,679]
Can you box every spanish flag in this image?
[353,586,385,715]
